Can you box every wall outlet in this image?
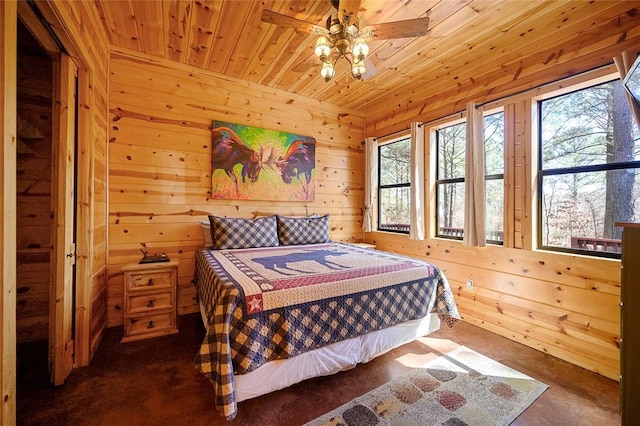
[465,279,474,288]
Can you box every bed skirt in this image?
[199,302,440,402]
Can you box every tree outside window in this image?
[378,137,410,233]
[538,79,640,256]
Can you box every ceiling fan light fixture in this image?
[352,38,369,61]
[346,22,359,38]
[351,58,366,80]
[327,12,342,35]
[315,36,331,62]
[321,60,335,82]
[261,2,431,84]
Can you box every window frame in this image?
[535,78,640,259]
[377,135,411,234]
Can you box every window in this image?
[378,137,410,233]
[484,113,505,243]
[436,121,466,239]
[538,79,640,257]
[435,112,505,242]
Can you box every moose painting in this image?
[211,120,316,201]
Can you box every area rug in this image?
[306,346,548,426]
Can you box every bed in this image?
[193,215,460,420]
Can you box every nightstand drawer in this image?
[125,312,175,337]
[128,291,174,314]
[127,270,174,291]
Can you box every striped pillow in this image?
[200,220,213,248]
[277,214,330,245]
[208,215,279,249]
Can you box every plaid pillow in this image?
[277,214,330,245]
[208,215,279,249]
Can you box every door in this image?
[49,52,77,385]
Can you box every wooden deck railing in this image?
[570,237,622,253]
[439,227,504,241]
[379,223,410,232]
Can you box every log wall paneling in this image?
[107,51,365,327]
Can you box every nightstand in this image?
[121,260,179,343]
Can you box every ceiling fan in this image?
[261,0,430,82]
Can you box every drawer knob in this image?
[147,320,155,329]
[147,299,155,308]
[146,278,154,286]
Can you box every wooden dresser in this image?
[617,222,639,425]
[121,260,179,343]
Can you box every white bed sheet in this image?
[199,303,440,402]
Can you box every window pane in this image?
[437,123,466,179]
[437,182,465,237]
[486,179,504,242]
[540,80,640,170]
[379,138,410,186]
[541,169,640,253]
[484,112,504,176]
[379,186,410,232]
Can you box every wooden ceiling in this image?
[95,0,640,114]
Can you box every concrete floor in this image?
[17,314,620,425]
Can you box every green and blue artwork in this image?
[211,120,316,201]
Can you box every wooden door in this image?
[49,52,77,385]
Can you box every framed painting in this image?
[210,120,316,201]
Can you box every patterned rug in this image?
[306,346,548,426]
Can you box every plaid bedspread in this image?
[193,242,459,419]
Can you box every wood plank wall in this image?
[368,234,621,380]
[363,35,640,380]
[41,1,110,362]
[16,50,52,343]
[1,1,18,421]
[107,50,365,327]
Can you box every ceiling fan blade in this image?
[361,17,430,39]
[362,57,377,80]
[337,0,362,24]
[261,9,328,35]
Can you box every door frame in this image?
[4,0,97,420]
[17,0,95,370]
[1,1,18,423]
[30,0,95,368]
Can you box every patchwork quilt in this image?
[193,242,460,420]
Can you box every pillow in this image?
[276,214,330,245]
[208,215,279,249]
[199,221,213,248]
